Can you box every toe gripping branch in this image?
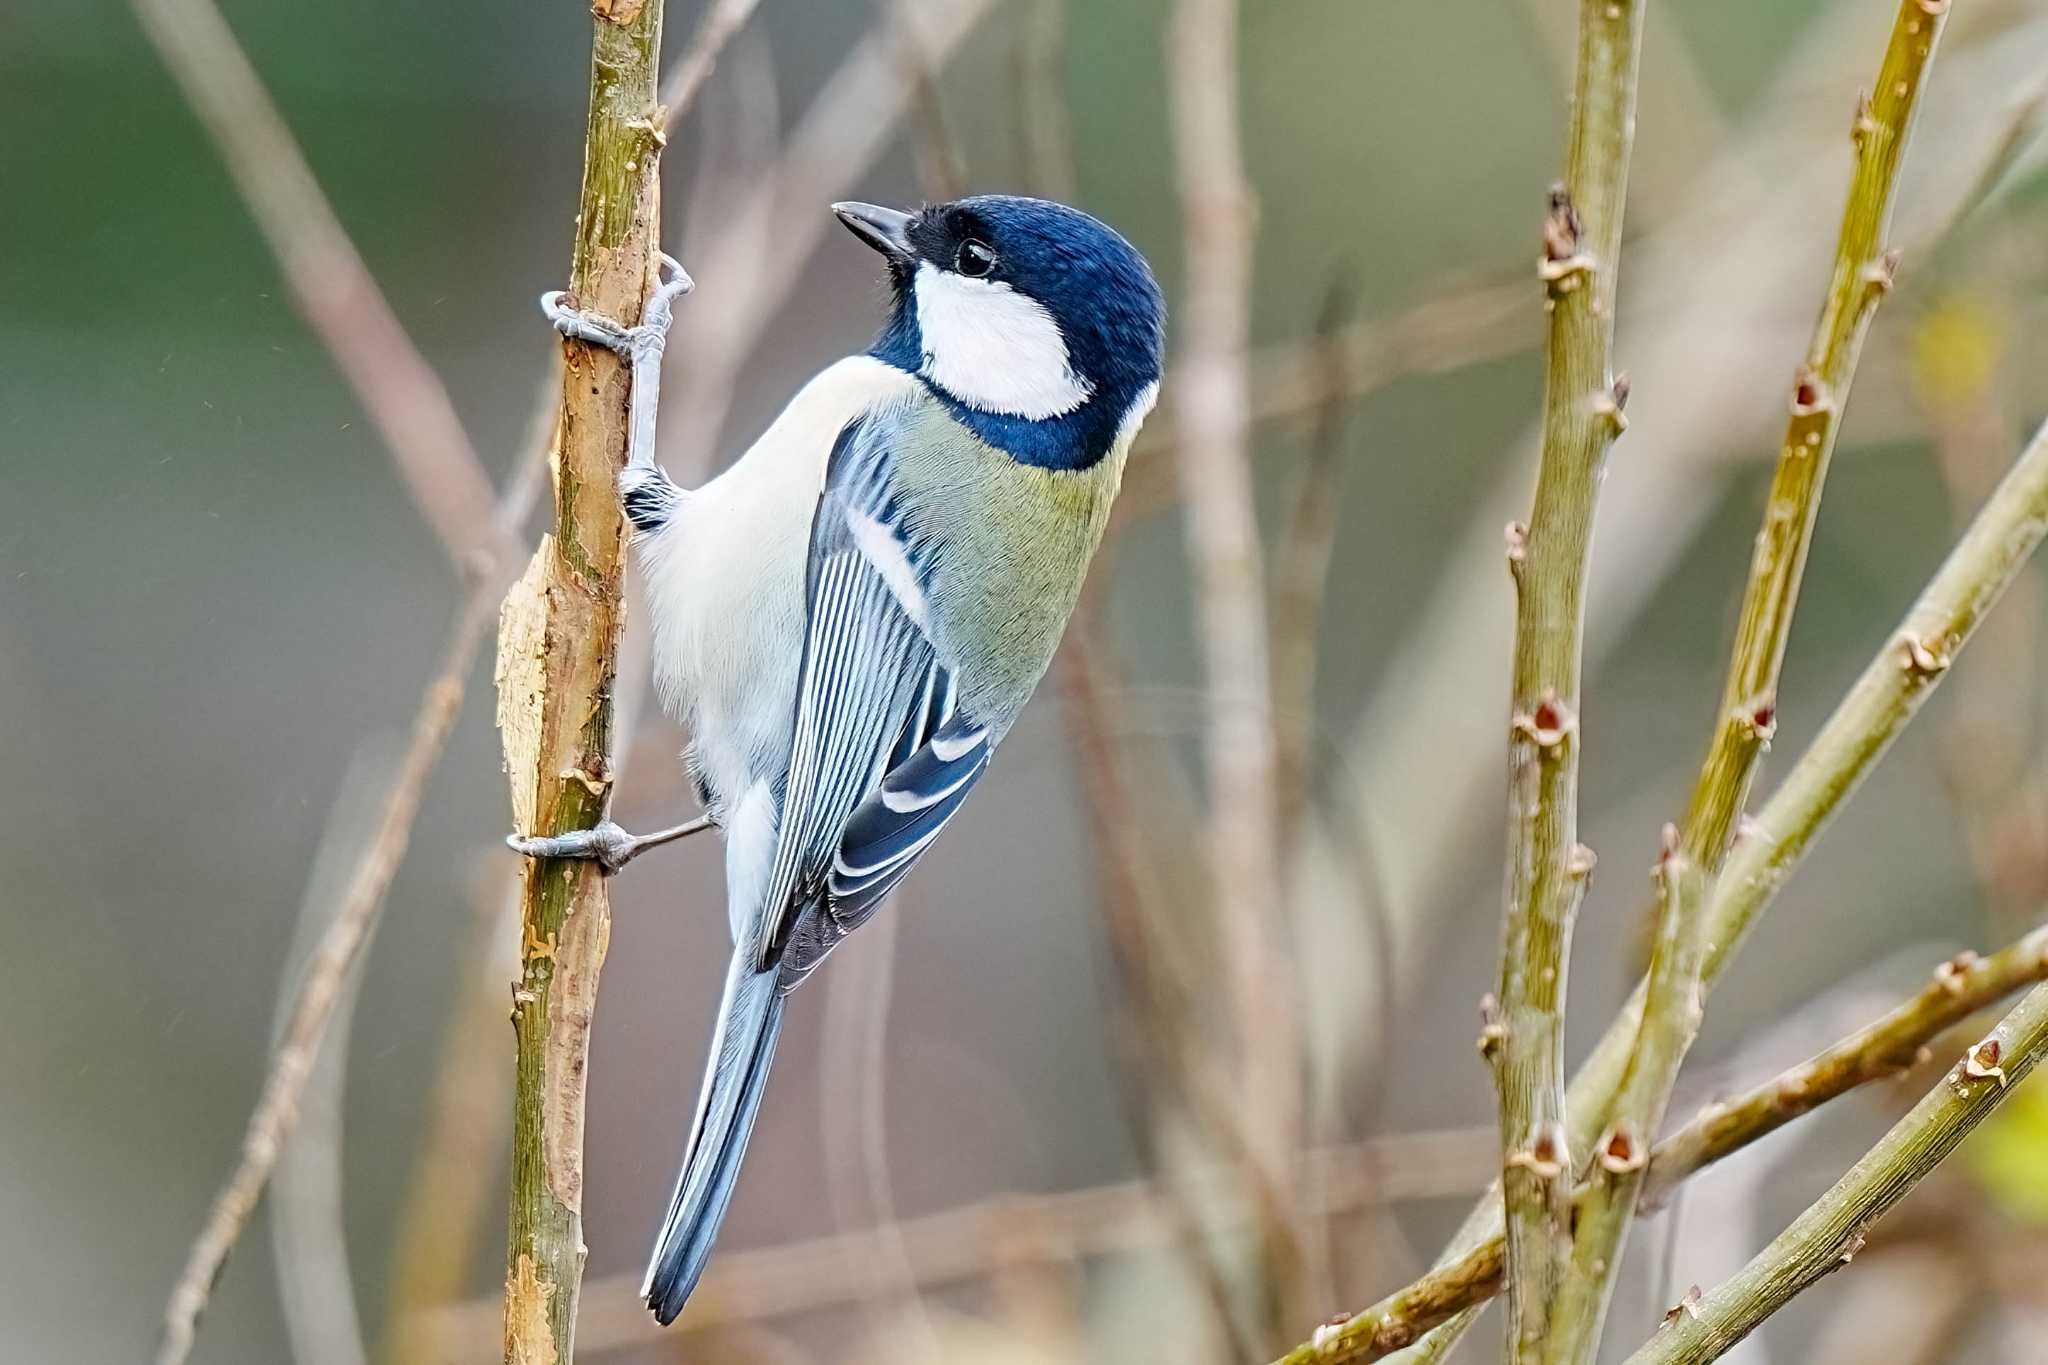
[539,251,693,475]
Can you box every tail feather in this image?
[642,952,787,1325]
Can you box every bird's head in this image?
[835,195,1164,469]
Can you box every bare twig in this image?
[496,0,669,1357]
[1489,1,1645,1356]
[1269,921,2048,1365]
[422,1127,1498,1358]
[1168,0,1307,1344]
[128,0,508,575]
[1342,26,2048,1192]
[1624,980,2048,1365]
[661,0,1002,468]
[657,0,765,132]
[1416,4,1959,1357]
[1293,405,2048,1364]
[374,875,523,1365]
[156,595,495,1365]
[1271,279,1358,845]
[891,0,969,201]
[1118,276,1532,525]
[268,748,395,1365]
[1010,0,1078,202]
[1645,923,2048,1208]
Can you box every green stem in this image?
[1403,4,1954,1358]
[498,2,668,1361]
[1268,917,2048,1365]
[1280,405,2048,1363]
[1491,1,1645,1357]
[1624,979,2048,1365]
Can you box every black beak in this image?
[832,201,915,261]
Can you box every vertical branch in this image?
[1291,402,2048,1365]
[1270,278,1357,845]
[1545,9,1953,1357]
[1403,8,1957,1361]
[1623,981,2048,1365]
[1168,0,1307,1343]
[496,1,667,1359]
[1490,1,1645,1358]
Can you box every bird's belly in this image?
[639,481,809,816]
[633,356,921,817]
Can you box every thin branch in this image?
[656,0,765,132]
[1489,0,1646,1356]
[1010,0,1078,202]
[661,0,1002,470]
[374,876,522,1365]
[1270,919,2048,1365]
[1643,922,2048,1209]
[155,594,496,1365]
[1271,278,1358,845]
[267,748,393,1365]
[1117,276,1532,525]
[1623,979,2048,1365]
[420,1127,1497,1358]
[890,0,970,201]
[1288,405,2048,1364]
[1168,0,1307,1345]
[1424,3,1957,1357]
[128,0,508,575]
[496,0,668,1358]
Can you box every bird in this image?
[510,194,1165,1325]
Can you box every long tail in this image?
[642,948,787,1324]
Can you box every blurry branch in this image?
[375,876,523,1365]
[268,749,396,1365]
[656,0,765,130]
[1270,921,2048,1365]
[813,64,962,1350]
[662,0,1001,468]
[423,1126,1497,1358]
[1643,923,2048,1208]
[1488,0,1644,1357]
[1551,7,1955,1354]
[891,0,969,201]
[1271,279,1358,844]
[1118,277,1532,524]
[129,0,508,576]
[496,1,668,1360]
[1010,0,1078,202]
[129,0,546,1356]
[1623,981,2048,1365]
[1168,0,1308,1346]
[1313,403,2048,1364]
[156,596,498,1365]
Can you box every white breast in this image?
[635,356,922,816]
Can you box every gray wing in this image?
[751,406,993,989]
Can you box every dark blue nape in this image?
[868,195,1164,471]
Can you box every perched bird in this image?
[512,195,1164,1324]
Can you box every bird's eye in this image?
[955,240,997,278]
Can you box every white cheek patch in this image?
[912,262,1093,419]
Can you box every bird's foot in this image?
[538,252,694,362]
[506,814,712,875]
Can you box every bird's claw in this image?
[506,820,638,874]
[538,252,694,361]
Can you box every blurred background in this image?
[8,0,2048,1361]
